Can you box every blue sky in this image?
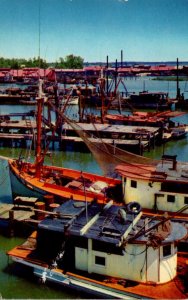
[0,0,188,63]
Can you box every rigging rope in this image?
[47,100,160,176]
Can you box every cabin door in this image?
[146,248,159,283]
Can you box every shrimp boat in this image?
[129,91,173,110]
[8,80,122,204]
[7,199,188,299]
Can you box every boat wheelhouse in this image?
[115,154,188,217]
[7,199,188,299]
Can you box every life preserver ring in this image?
[126,201,142,215]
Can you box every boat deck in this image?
[7,242,188,299]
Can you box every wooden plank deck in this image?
[61,136,149,146]
[0,132,149,146]
[0,204,14,217]
[0,203,34,220]
[0,133,33,139]
[63,122,160,135]
[0,198,40,236]
[0,120,36,129]
[0,120,160,136]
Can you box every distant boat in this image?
[129,91,173,110]
[7,199,188,299]
[105,110,185,127]
[60,95,79,105]
[19,99,37,105]
[171,126,187,139]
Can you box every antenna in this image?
[38,0,41,68]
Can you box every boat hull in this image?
[8,159,122,203]
[9,163,46,200]
[10,257,143,299]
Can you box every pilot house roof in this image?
[115,155,188,184]
[38,199,186,247]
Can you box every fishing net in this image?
[49,101,160,176]
[68,120,159,174]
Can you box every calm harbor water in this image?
[0,76,188,299]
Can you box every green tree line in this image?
[0,54,84,69]
[54,55,84,69]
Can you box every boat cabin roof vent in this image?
[162,154,177,170]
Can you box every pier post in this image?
[147,133,151,151]
[8,210,15,237]
[139,136,143,155]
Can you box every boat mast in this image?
[106,55,109,97]
[176,58,180,100]
[35,0,43,178]
[35,80,44,178]
[100,67,105,124]
[121,49,123,68]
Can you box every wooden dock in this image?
[0,94,36,105]
[0,118,162,153]
[61,136,149,154]
[0,198,38,237]
[0,131,149,154]
[0,196,63,237]
[63,122,161,139]
[62,122,161,151]
[0,119,36,130]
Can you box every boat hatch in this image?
[65,180,83,189]
[102,227,121,237]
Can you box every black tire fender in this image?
[126,201,142,215]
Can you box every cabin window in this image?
[131,180,137,188]
[163,244,171,257]
[92,240,123,255]
[184,197,188,205]
[95,256,106,266]
[167,195,175,203]
[161,181,188,193]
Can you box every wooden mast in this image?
[106,55,109,97]
[35,79,44,178]
[35,0,43,178]
[176,57,180,100]
[121,50,123,68]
